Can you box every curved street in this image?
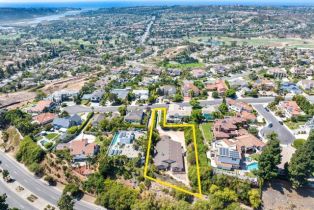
[0,150,106,210]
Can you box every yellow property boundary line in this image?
[144,107,203,199]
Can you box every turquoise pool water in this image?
[111,133,119,145]
[246,162,258,171]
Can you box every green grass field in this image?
[200,123,213,143]
[188,36,314,49]
[165,62,204,70]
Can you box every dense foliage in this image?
[288,131,314,188]
[0,109,38,136]
[16,136,45,174]
[96,179,139,210]
[293,95,314,115]
[257,133,281,180]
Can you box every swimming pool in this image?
[246,162,258,171]
[111,133,119,145]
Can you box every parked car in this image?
[279,121,283,125]
[268,123,273,128]
[265,107,269,112]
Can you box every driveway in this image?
[253,104,295,144]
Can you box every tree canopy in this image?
[257,133,281,180]
[288,131,314,188]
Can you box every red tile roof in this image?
[279,101,301,116]
[69,139,98,157]
[33,113,57,125]
[29,100,53,113]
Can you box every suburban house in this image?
[212,65,228,75]
[237,111,257,122]
[213,117,248,140]
[133,89,149,100]
[290,67,306,77]
[49,90,79,103]
[158,85,177,98]
[191,68,206,78]
[53,114,82,129]
[211,139,241,170]
[129,67,142,75]
[226,99,253,113]
[182,80,200,97]
[211,134,265,170]
[280,82,302,94]
[268,67,287,79]
[253,79,276,91]
[278,101,302,118]
[124,110,145,124]
[140,76,158,86]
[28,100,55,113]
[110,88,131,100]
[56,139,99,162]
[167,104,192,123]
[108,131,140,158]
[234,134,265,154]
[206,79,228,96]
[32,113,57,125]
[298,80,314,91]
[167,68,181,76]
[229,79,248,90]
[154,135,184,173]
[91,90,105,103]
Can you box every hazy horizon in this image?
[1,0,314,8]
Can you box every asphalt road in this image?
[253,104,295,144]
[0,179,35,210]
[0,151,106,210]
[65,97,281,115]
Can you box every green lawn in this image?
[187,36,314,49]
[200,123,213,143]
[284,121,305,130]
[46,133,59,140]
[165,62,204,70]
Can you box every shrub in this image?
[16,136,45,166]
[292,139,306,150]
[67,126,78,134]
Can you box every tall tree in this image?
[0,194,9,210]
[258,133,282,180]
[288,131,314,188]
[218,98,228,114]
[57,194,75,210]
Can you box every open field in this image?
[188,36,314,49]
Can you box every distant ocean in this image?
[0,1,314,8]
